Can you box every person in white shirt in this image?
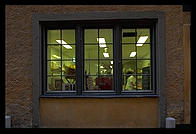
[125,71,136,90]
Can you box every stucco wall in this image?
[40,98,158,128]
[5,5,190,127]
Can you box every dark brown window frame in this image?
[41,20,157,97]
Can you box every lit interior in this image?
[47,28,151,91]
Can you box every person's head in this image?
[126,71,134,76]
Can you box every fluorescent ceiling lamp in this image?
[72,58,75,63]
[100,65,104,68]
[56,40,72,49]
[136,36,148,46]
[97,38,106,47]
[52,55,61,59]
[130,52,136,57]
[103,52,109,58]
[110,61,113,64]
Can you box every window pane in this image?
[136,28,150,44]
[122,44,136,59]
[99,60,113,75]
[85,29,98,44]
[137,60,151,74]
[99,29,113,43]
[84,75,99,90]
[85,45,98,59]
[137,75,151,90]
[97,75,113,90]
[122,29,136,43]
[47,45,61,60]
[122,74,136,90]
[47,75,62,91]
[48,61,61,75]
[47,30,61,44]
[62,60,76,76]
[85,60,98,75]
[62,29,75,44]
[62,60,76,90]
[62,76,76,91]
[137,44,150,59]
[99,45,113,59]
[62,45,75,60]
[122,60,136,75]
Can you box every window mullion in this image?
[76,25,83,95]
[114,25,122,95]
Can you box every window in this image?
[47,29,76,92]
[84,29,113,91]
[121,28,151,91]
[42,20,156,97]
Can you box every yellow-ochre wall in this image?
[40,98,158,128]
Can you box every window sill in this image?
[40,94,159,98]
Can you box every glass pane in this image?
[62,61,76,76]
[99,45,113,59]
[137,75,151,90]
[47,45,61,60]
[62,45,75,60]
[47,30,61,44]
[99,60,113,75]
[122,44,136,59]
[84,75,99,90]
[137,60,151,74]
[122,74,136,90]
[85,60,98,75]
[136,28,150,44]
[85,29,98,44]
[62,29,75,44]
[85,45,98,59]
[48,61,61,75]
[62,76,76,91]
[99,29,113,43]
[97,75,113,90]
[122,29,136,43]
[47,75,62,91]
[137,44,150,59]
[122,60,136,75]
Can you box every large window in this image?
[44,20,156,96]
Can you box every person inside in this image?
[125,71,136,90]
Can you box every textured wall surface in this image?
[5,5,190,127]
[40,98,158,128]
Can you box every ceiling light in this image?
[100,65,104,68]
[72,58,75,63]
[110,66,113,68]
[136,36,148,46]
[130,52,136,57]
[110,61,113,64]
[97,38,106,47]
[52,55,61,59]
[56,40,72,49]
[103,52,109,57]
